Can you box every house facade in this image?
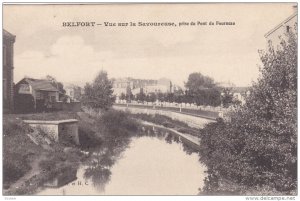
[15,78,60,112]
[112,77,172,98]
[265,7,297,47]
[3,29,16,113]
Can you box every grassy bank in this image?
[3,109,139,195]
[3,117,44,190]
[3,111,101,195]
[4,109,204,195]
[128,113,200,137]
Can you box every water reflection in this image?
[43,168,77,188]
[38,127,206,195]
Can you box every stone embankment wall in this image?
[113,105,215,129]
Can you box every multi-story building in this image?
[112,78,131,97]
[3,29,16,113]
[265,6,297,47]
[112,77,173,98]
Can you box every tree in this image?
[236,32,297,191]
[125,86,133,102]
[120,93,126,100]
[45,75,66,95]
[173,88,184,103]
[185,72,215,93]
[147,93,157,103]
[200,32,297,194]
[82,70,115,110]
[136,88,146,103]
[185,72,221,106]
[157,92,165,102]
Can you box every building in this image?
[231,87,250,104]
[65,84,82,102]
[15,78,60,112]
[112,78,131,97]
[221,86,250,105]
[265,6,297,47]
[3,29,16,113]
[112,77,173,98]
[143,84,170,94]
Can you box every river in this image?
[37,128,206,195]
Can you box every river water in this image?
[37,129,206,195]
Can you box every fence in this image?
[114,103,221,120]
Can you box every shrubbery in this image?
[199,33,297,194]
[100,110,138,137]
[3,117,44,189]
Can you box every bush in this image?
[3,116,44,189]
[39,160,53,172]
[3,153,31,187]
[100,109,138,136]
[162,122,175,128]
[199,33,297,194]
[3,117,31,137]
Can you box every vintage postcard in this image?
[2,2,297,199]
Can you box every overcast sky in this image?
[3,3,296,87]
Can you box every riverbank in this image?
[128,113,200,137]
[3,109,205,195]
[3,109,139,195]
[3,113,89,195]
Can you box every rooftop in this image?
[3,29,16,41]
[21,78,59,92]
[264,12,297,38]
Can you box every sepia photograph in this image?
[2,2,298,198]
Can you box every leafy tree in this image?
[207,88,222,106]
[125,86,133,102]
[185,72,221,106]
[136,88,146,103]
[147,93,157,103]
[45,75,66,94]
[173,89,184,103]
[82,70,115,110]
[166,92,175,103]
[185,72,215,93]
[200,32,297,194]
[120,93,126,100]
[221,88,234,108]
[157,92,165,102]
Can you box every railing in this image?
[114,102,223,120]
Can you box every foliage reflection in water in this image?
[37,127,206,195]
